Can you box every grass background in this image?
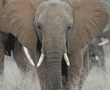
[0,52,41,90]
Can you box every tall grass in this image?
[0,55,41,90]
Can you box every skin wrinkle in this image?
[47,64,61,69]
[44,44,65,55]
[46,50,63,57]
[44,39,65,47]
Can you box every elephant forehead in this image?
[37,0,72,17]
[47,1,72,15]
[36,1,73,27]
[46,6,71,22]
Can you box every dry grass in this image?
[1,39,110,90]
[0,54,41,90]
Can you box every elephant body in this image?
[0,0,109,90]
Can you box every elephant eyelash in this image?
[37,23,42,30]
[37,25,41,30]
[67,27,71,30]
[66,26,71,32]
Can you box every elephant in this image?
[0,0,109,90]
[89,37,105,71]
[89,29,110,71]
[89,29,110,70]
[98,29,110,46]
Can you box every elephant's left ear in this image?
[3,0,39,51]
[0,0,7,32]
[67,0,109,54]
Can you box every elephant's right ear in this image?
[67,0,109,54]
[0,0,3,29]
[3,0,39,51]
[0,0,7,32]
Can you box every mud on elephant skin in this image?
[89,37,105,71]
[0,0,109,90]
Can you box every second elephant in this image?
[89,37,105,71]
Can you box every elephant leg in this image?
[98,46,106,71]
[100,57,106,71]
[0,47,4,76]
[66,50,83,90]
[13,40,31,73]
[79,47,89,90]
[0,32,4,76]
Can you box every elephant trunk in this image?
[42,31,67,90]
[45,47,63,90]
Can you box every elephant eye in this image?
[37,24,42,30]
[67,26,71,31]
[68,27,71,30]
[37,25,41,29]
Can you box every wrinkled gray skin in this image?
[34,2,73,90]
[89,37,105,71]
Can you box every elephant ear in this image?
[67,0,109,54]
[0,0,3,29]
[3,0,40,51]
[0,0,6,32]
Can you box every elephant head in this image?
[0,0,109,90]
[98,29,110,46]
[89,37,105,70]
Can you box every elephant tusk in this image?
[64,53,70,66]
[95,55,99,61]
[37,53,45,67]
[98,39,109,46]
[23,46,35,66]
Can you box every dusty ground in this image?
[1,41,110,90]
